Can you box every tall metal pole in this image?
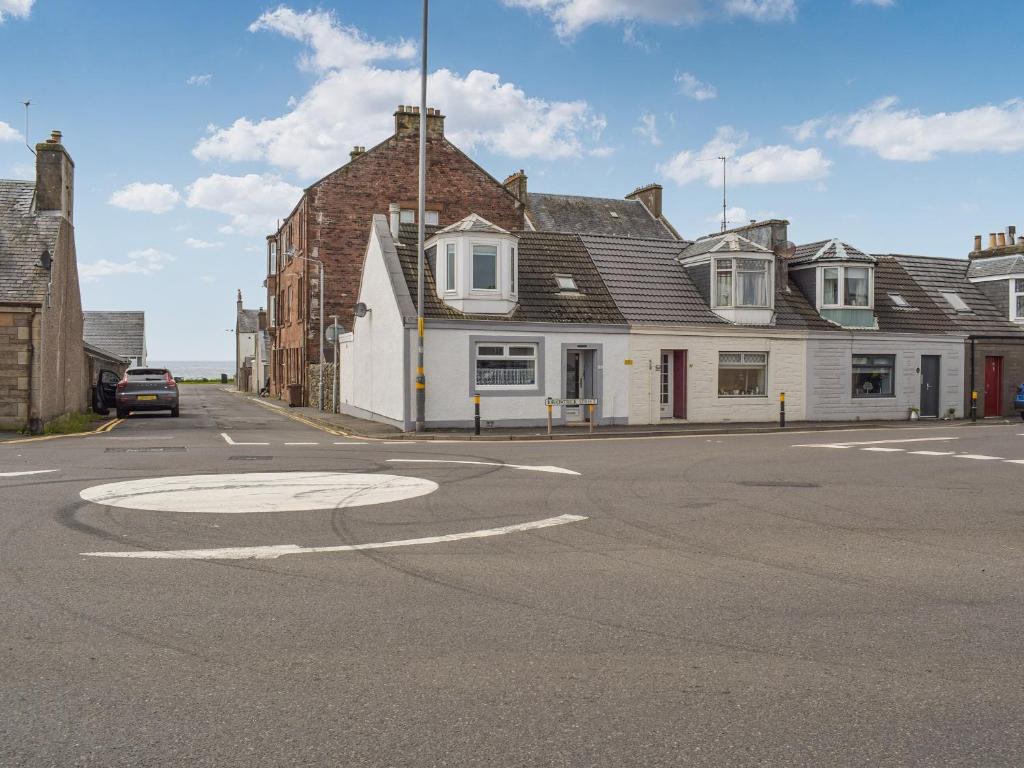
[415,0,428,432]
[719,155,727,232]
[318,260,325,411]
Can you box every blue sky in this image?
[1,0,1022,359]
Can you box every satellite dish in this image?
[776,240,797,260]
[353,302,369,318]
[324,323,345,345]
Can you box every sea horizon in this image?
[149,360,235,379]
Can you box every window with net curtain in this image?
[1014,279,1024,320]
[718,352,768,397]
[823,266,870,307]
[475,344,537,387]
[715,258,770,307]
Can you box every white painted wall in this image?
[338,232,406,425]
[420,326,631,427]
[628,328,807,424]
[805,334,965,420]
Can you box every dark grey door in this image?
[920,355,940,417]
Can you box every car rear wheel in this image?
[116,408,128,419]
[171,407,180,418]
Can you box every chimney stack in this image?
[394,105,445,140]
[625,183,663,220]
[502,170,528,205]
[388,203,401,240]
[237,289,243,312]
[1008,225,1016,244]
[349,145,365,161]
[35,129,74,222]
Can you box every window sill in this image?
[717,394,768,399]
[851,394,896,399]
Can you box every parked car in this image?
[92,369,120,415]
[114,368,180,418]
[1015,383,1024,421]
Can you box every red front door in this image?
[984,356,1003,417]
[672,350,687,419]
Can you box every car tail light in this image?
[116,380,127,390]
[165,372,177,387]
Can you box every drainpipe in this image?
[27,307,39,434]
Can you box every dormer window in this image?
[822,266,871,308]
[1014,279,1024,321]
[555,274,578,292]
[714,258,771,308]
[428,214,518,315]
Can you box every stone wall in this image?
[306,362,340,412]
[0,309,33,429]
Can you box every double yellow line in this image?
[1,417,124,445]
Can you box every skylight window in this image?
[940,291,971,312]
[555,274,578,292]
[889,293,909,308]
[608,211,619,218]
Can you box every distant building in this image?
[0,130,88,431]
[235,290,265,392]
[83,311,146,368]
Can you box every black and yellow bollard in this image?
[780,391,786,428]
[971,390,977,423]
[474,394,481,436]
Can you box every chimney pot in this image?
[388,203,401,240]
[1009,225,1016,243]
[974,235,982,251]
[997,232,1007,247]
[989,233,999,248]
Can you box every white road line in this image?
[0,469,59,477]
[81,513,588,560]
[334,442,369,445]
[220,432,269,446]
[956,454,1003,461]
[387,459,580,476]
[910,451,956,456]
[1003,460,1024,465]
[793,437,959,448]
[285,442,319,446]
[861,447,904,453]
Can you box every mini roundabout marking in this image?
[78,469,587,561]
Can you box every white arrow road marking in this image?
[861,447,905,452]
[386,459,580,476]
[0,469,59,477]
[220,433,269,446]
[793,437,960,448]
[910,451,956,456]
[956,454,1003,461]
[81,514,588,560]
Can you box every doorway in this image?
[564,349,594,423]
[660,351,673,418]
[984,356,1003,417]
[659,349,687,420]
[920,355,940,418]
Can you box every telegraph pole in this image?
[718,155,728,232]
[415,0,428,432]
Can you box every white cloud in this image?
[80,248,175,282]
[658,126,832,186]
[0,120,22,142]
[186,74,213,86]
[825,97,1024,161]
[199,275,216,283]
[675,71,717,101]
[186,173,303,236]
[193,6,608,178]
[0,0,33,22]
[504,0,795,38]
[786,117,823,142]
[634,112,660,146]
[108,182,181,214]
[184,237,223,249]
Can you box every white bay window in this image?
[821,265,871,308]
[1013,279,1024,322]
[714,258,771,308]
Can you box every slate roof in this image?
[581,234,830,330]
[526,193,679,240]
[83,311,146,359]
[0,179,60,305]
[967,253,1024,279]
[237,308,260,334]
[871,257,955,334]
[792,238,874,265]
[887,254,1024,336]
[394,223,624,325]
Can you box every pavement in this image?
[3,384,1024,766]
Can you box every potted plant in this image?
[909,406,920,421]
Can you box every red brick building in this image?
[265,106,525,398]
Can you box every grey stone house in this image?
[82,311,146,368]
[0,131,87,431]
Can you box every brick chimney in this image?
[503,170,528,204]
[349,145,365,161]
[625,183,662,220]
[35,130,74,222]
[394,105,445,140]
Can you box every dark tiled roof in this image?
[967,253,1024,279]
[872,257,955,334]
[237,308,261,334]
[0,179,60,304]
[792,239,874,265]
[887,254,1024,336]
[581,233,831,330]
[395,224,624,325]
[83,311,146,358]
[527,193,678,239]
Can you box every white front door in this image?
[660,351,673,418]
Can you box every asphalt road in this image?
[2,385,1024,766]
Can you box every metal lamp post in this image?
[415,0,428,432]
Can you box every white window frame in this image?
[445,243,457,293]
[555,274,577,292]
[474,342,537,390]
[424,210,439,226]
[818,265,874,309]
[399,209,415,224]
[1012,279,1024,322]
[510,247,516,294]
[717,352,768,398]
[712,257,772,309]
[470,241,499,293]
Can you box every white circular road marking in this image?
[79,472,438,514]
